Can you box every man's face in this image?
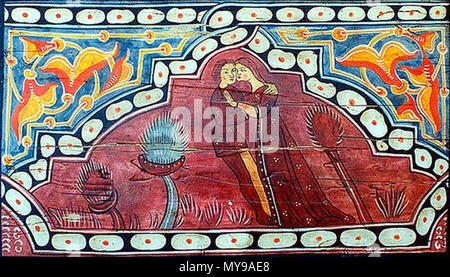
[235,63,251,81]
[220,63,236,86]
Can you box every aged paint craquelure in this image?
[0,1,448,256]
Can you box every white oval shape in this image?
[376,140,389,152]
[338,7,365,22]
[368,6,395,21]
[248,32,270,54]
[58,135,83,155]
[107,9,135,24]
[12,8,40,23]
[360,109,388,138]
[5,8,9,21]
[6,189,32,216]
[169,60,197,75]
[220,28,248,45]
[137,9,165,24]
[45,8,73,24]
[89,235,124,251]
[154,62,169,88]
[1,182,5,198]
[415,208,435,236]
[433,158,448,176]
[300,231,337,247]
[429,6,446,20]
[306,78,336,98]
[388,129,414,151]
[130,234,166,250]
[297,51,318,77]
[268,49,295,70]
[216,233,254,249]
[414,148,432,169]
[258,233,297,249]
[236,8,272,22]
[171,234,211,250]
[10,172,33,190]
[105,100,133,121]
[26,215,50,247]
[29,159,48,181]
[276,7,304,22]
[307,7,335,22]
[52,233,87,251]
[197,10,206,22]
[379,228,416,246]
[340,229,377,247]
[40,134,56,158]
[133,88,164,108]
[76,9,105,25]
[193,38,218,60]
[209,10,233,29]
[398,6,427,21]
[167,8,196,23]
[81,119,103,143]
[430,187,446,210]
[337,90,367,115]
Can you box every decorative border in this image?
[4,4,448,26]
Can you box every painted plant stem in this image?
[159,174,179,229]
[108,208,126,230]
[305,104,373,224]
[325,149,373,224]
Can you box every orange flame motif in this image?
[40,43,120,97]
[398,31,442,134]
[336,41,418,91]
[20,37,64,64]
[337,31,443,135]
[96,49,133,98]
[11,72,58,141]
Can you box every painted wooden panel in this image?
[1,0,448,256]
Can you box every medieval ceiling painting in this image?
[0,1,448,256]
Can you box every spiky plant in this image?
[76,161,125,229]
[375,186,409,220]
[140,115,188,165]
[305,104,373,224]
[138,114,188,229]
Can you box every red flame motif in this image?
[337,31,443,135]
[11,76,58,141]
[97,49,133,97]
[336,42,418,90]
[40,43,120,97]
[398,31,442,134]
[20,37,64,64]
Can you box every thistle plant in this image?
[141,115,188,165]
[305,104,373,224]
[138,114,188,229]
[76,161,125,229]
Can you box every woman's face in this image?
[220,63,236,86]
[235,63,252,81]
